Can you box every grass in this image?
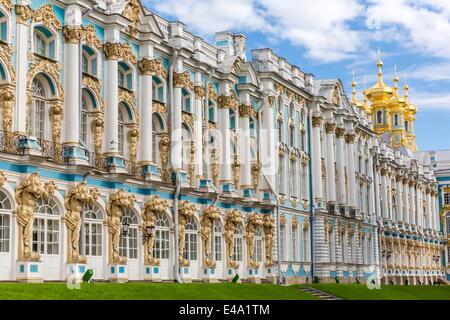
[297,283,450,300]
[0,282,322,300]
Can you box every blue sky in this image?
[143,0,450,151]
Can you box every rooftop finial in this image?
[376,48,384,82]
[393,65,399,87]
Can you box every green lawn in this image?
[0,283,321,300]
[297,284,450,300]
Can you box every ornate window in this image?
[393,114,400,126]
[233,223,244,262]
[82,45,99,77]
[301,163,307,200]
[181,123,192,173]
[376,110,383,124]
[341,232,347,263]
[254,226,263,263]
[446,216,450,234]
[302,225,309,261]
[119,209,138,259]
[33,26,56,60]
[152,76,165,102]
[0,190,11,253]
[32,197,60,255]
[328,230,334,262]
[152,114,165,164]
[213,220,222,261]
[83,204,103,256]
[278,156,285,194]
[118,62,133,90]
[182,89,191,113]
[289,159,297,198]
[444,193,450,206]
[279,224,286,261]
[0,10,8,42]
[29,77,47,139]
[154,212,170,260]
[277,120,284,143]
[291,224,298,261]
[208,100,216,122]
[80,91,92,146]
[183,217,198,261]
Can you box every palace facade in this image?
[0,0,446,284]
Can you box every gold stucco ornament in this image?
[65,183,99,264]
[200,205,221,267]
[15,173,56,261]
[263,214,275,267]
[141,195,169,266]
[106,190,136,265]
[0,88,14,132]
[246,212,263,269]
[178,200,196,267]
[225,209,243,268]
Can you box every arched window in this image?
[32,197,60,255]
[279,224,286,261]
[376,111,383,124]
[33,26,56,59]
[289,124,295,147]
[405,121,409,132]
[278,156,285,194]
[289,159,297,198]
[183,217,198,261]
[119,209,138,259]
[341,232,347,263]
[393,114,399,126]
[328,229,334,262]
[291,223,298,261]
[82,204,103,256]
[254,226,263,262]
[233,223,244,262]
[213,220,222,261]
[230,109,236,129]
[392,196,397,221]
[82,45,98,77]
[80,91,90,145]
[278,120,284,143]
[0,190,11,253]
[302,224,309,261]
[154,212,170,260]
[446,216,450,234]
[118,62,133,90]
[152,113,164,164]
[29,77,47,139]
[208,100,216,122]
[361,234,366,264]
[181,123,192,173]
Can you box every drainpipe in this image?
[373,147,382,284]
[169,49,183,283]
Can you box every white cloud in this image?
[406,62,450,82]
[409,90,450,110]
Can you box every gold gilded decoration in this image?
[232,155,240,191]
[246,212,263,268]
[189,141,195,186]
[239,104,253,118]
[65,183,99,264]
[178,201,196,267]
[103,42,137,65]
[225,209,243,268]
[15,4,33,25]
[251,161,261,191]
[312,115,322,127]
[208,83,217,102]
[0,43,15,84]
[345,133,356,144]
[106,190,136,265]
[211,149,219,186]
[335,127,346,138]
[291,216,299,227]
[50,102,63,143]
[200,205,221,267]
[122,0,141,36]
[0,171,6,186]
[63,26,83,44]
[291,198,299,207]
[218,94,238,110]
[268,96,275,108]
[173,71,193,90]
[83,76,104,112]
[279,194,287,204]
[0,89,14,132]
[159,136,171,182]
[325,122,336,134]
[81,25,102,49]
[194,86,205,99]
[302,218,310,231]
[138,58,167,78]
[182,112,194,130]
[92,117,104,154]
[332,86,341,105]
[128,126,139,163]
[141,195,169,266]
[27,58,64,99]
[263,214,275,267]
[32,4,62,30]
[0,0,13,12]
[280,213,287,225]
[16,173,56,261]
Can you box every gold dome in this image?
[403,84,417,115]
[388,73,406,110]
[365,55,394,103]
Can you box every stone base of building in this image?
[16,261,43,283]
[65,263,87,282]
[143,266,161,282]
[108,264,128,283]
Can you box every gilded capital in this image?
[312,115,322,127]
[15,4,33,25]
[325,122,336,134]
[103,42,122,60]
[335,127,346,138]
[173,71,193,89]
[218,94,238,110]
[345,133,356,144]
[63,26,83,44]
[138,57,167,78]
[268,96,275,108]
[239,104,253,118]
[194,86,205,99]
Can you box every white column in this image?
[345,132,357,209]
[104,53,119,154]
[368,154,375,217]
[336,127,347,205]
[415,186,422,228]
[410,183,416,226]
[171,59,183,170]
[137,45,154,164]
[239,98,252,192]
[218,94,232,188]
[397,178,403,222]
[381,169,388,219]
[374,168,381,217]
[325,122,336,203]
[14,3,31,134]
[311,114,323,201]
[63,27,81,145]
[435,193,440,232]
[403,179,410,224]
[261,95,276,188]
[194,74,203,179]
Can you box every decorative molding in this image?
[251,161,261,192]
[15,4,33,25]
[138,58,167,78]
[128,126,139,163]
[178,201,196,267]
[103,42,137,65]
[173,71,193,90]
[246,212,263,268]
[263,214,275,267]
[200,205,221,267]
[32,4,62,30]
[225,209,243,268]
[121,0,141,36]
[63,26,83,44]
[50,102,63,143]
[0,89,14,132]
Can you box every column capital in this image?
[268,96,275,108]
[103,42,122,60]
[335,127,346,138]
[63,26,83,44]
[15,4,32,25]
[173,71,193,89]
[345,132,356,144]
[218,94,238,110]
[312,114,322,127]
[138,57,167,77]
[325,121,336,134]
[239,104,253,118]
[194,86,205,99]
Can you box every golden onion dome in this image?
[365,54,394,103]
[403,84,417,115]
[351,80,365,110]
[388,74,406,110]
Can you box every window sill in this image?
[118,85,134,93]
[33,52,58,64]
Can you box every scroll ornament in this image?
[225,209,243,268]
[106,190,136,265]
[200,205,221,267]
[263,214,276,267]
[15,173,56,261]
[246,212,264,268]
[141,195,169,265]
[178,201,196,267]
[65,183,99,263]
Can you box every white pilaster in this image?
[325,122,336,203]
[311,114,323,201]
[172,58,183,170]
[345,131,357,209]
[336,127,346,206]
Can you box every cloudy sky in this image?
[143,0,450,151]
